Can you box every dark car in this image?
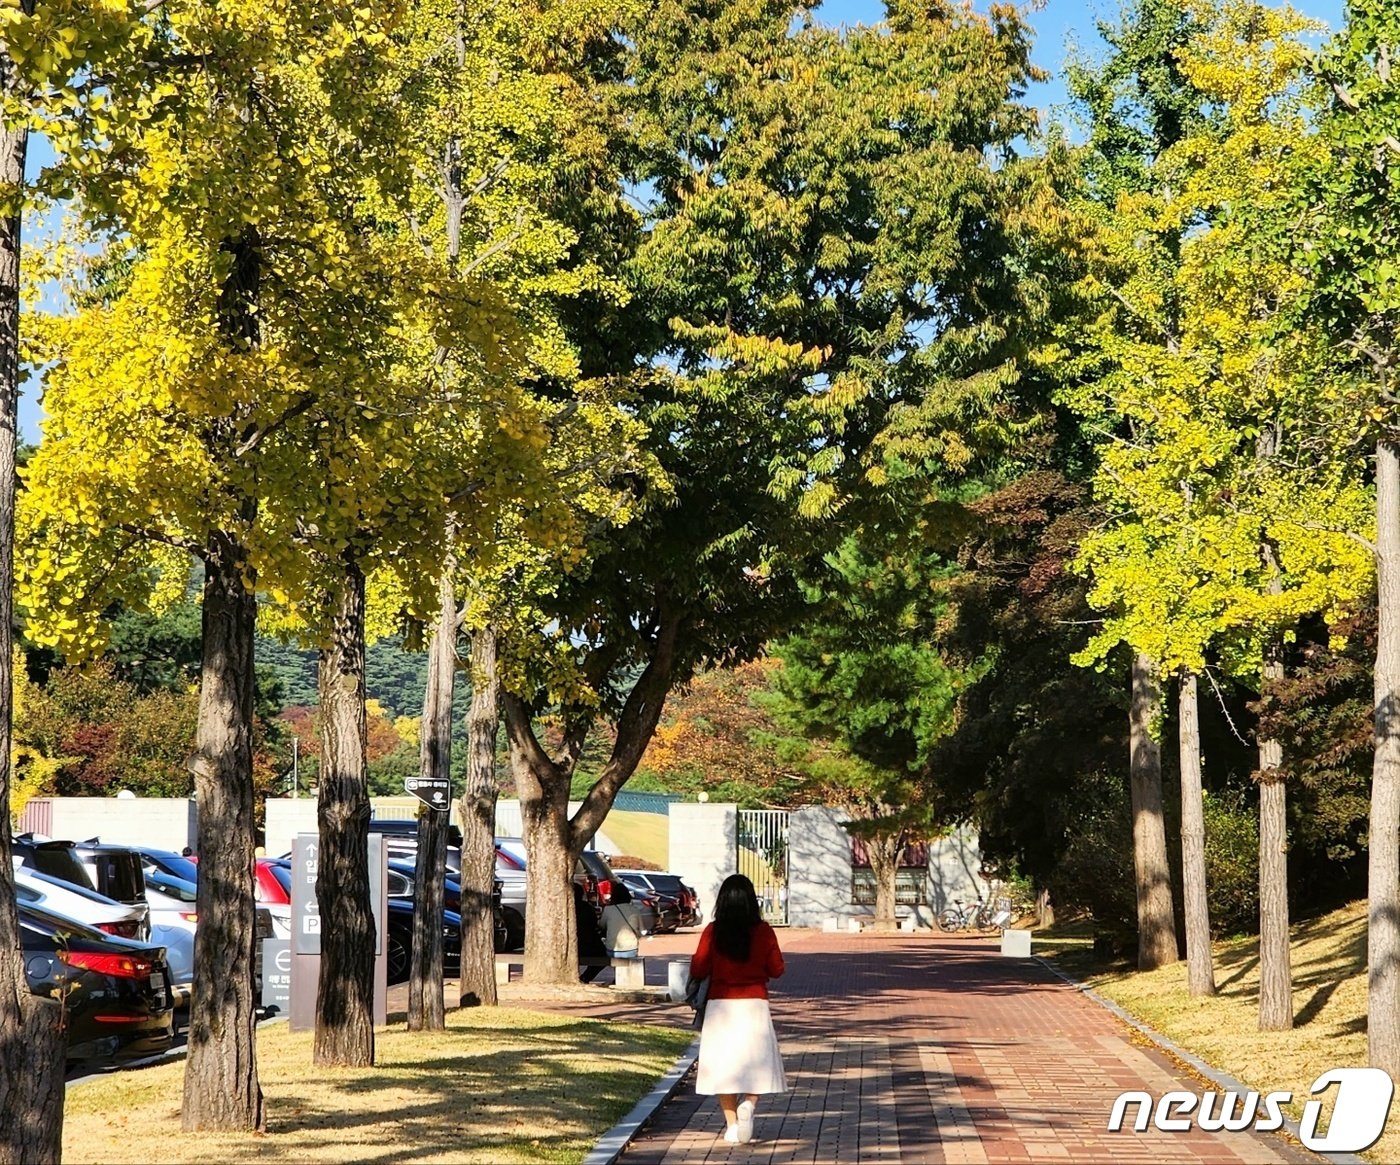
[369,819,464,873]
[74,841,152,939]
[575,850,624,917]
[620,875,679,933]
[265,859,469,984]
[384,898,464,984]
[135,847,201,884]
[19,900,174,1069]
[615,870,701,928]
[12,834,97,891]
[385,858,509,953]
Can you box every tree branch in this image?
[570,611,683,849]
[234,393,318,459]
[116,523,202,555]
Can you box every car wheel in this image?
[387,921,411,984]
[501,907,525,952]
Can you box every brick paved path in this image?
[612,930,1315,1165]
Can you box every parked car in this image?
[369,818,464,872]
[384,897,463,984]
[264,859,468,983]
[385,858,509,953]
[142,869,199,986]
[616,879,658,937]
[618,875,675,934]
[13,834,97,891]
[135,847,200,884]
[613,869,701,927]
[255,857,293,940]
[13,865,148,940]
[19,899,174,1069]
[72,841,153,939]
[575,850,622,916]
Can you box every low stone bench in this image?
[494,952,648,989]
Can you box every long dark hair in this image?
[713,873,762,961]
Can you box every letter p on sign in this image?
[1299,1068,1393,1153]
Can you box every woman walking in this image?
[690,873,787,1145]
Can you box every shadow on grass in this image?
[256,1015,691,1164]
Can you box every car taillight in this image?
[95,921,141,939]
[597,879,611,903]
[60,950,154,980]
[179,912,198,923]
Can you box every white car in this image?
[12,864,148,940]
[142,871,199,986]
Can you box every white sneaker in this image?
[723,1125,740,1145]
[736,1099,755,1144]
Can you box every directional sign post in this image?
[405,776,451,812]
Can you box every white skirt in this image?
[695,997,787,1095]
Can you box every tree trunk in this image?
[182,532,264,1132]
[1257,608,1292,1030]
[1177,669,1215,997]
[0,94,65,1165]
[459,623,500,1008]
[866,834,904,931]
[505,701,578,985]
[502,612,681,986]
[1129,652,1178,970]
[0,996,64,1164]
[1372,438,1400,1074]
[407,565,455,1031]
[314,555,374,1067]
[1036,888,1054,929]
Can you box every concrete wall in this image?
[786,806,992,927]
[19,797,197,853]
[927,829,992,913]
[668,802,736,926]
[788,807,854,927]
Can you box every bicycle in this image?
[935,898,994,932]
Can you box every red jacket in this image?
[690,921,785,1000]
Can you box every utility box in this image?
[1001,928,1032,958]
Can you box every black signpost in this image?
[405,776,451,811]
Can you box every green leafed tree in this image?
[766,535,967,928]
[497,0,1063,984]
[1307,0,1400,1077]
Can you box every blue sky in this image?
[18,0,1350,442]
[814,0,1346,123]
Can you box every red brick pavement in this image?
[555,929,1321,1165]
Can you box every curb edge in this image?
[583,1034,700,1165]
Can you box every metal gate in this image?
[737,809,790,925]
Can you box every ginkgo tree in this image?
[0,1,198,1157]
[12,0,481,1128]
[373,0,650,1019]
[1070,0,1373,1013]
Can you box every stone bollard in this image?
[668,959,689,1002]
[1000,929,1032,957]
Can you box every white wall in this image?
[786,807,992,927]
[788,807,853,927]
[927,829,992,912]
[668,802,736,925]
[23,797,197,853]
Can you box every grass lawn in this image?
[598,811,671,868]
[1042,900,1390,1158]
[65,1007,694,1164]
